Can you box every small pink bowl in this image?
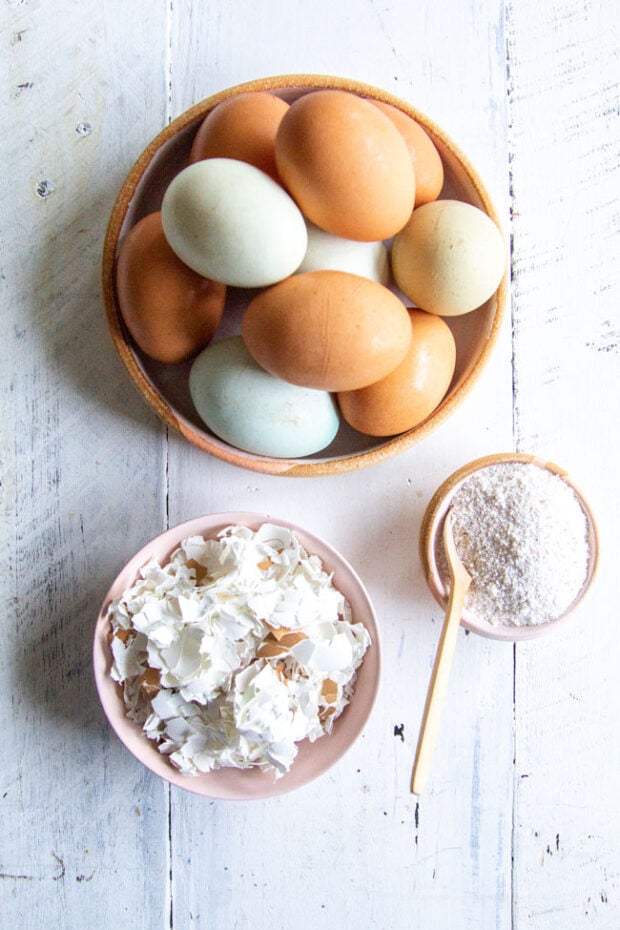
[419,453,599,641]
[93,512,380,799]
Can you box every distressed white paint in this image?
[1,1,618,928]
[507,2,620,927]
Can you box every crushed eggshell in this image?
[321,678,339,704]
[107,523,371,777]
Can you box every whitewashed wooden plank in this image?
[507,0,620,926]
[9,1,617,927]
[166,2,514,928]
[1,3,172,927]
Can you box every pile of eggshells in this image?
[116,89,506,459]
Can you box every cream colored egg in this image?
[296,221,390,284]
[161,158,307,287]
[391,199,506,316]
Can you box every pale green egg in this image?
[189,336,340,458]
[161,158,307,287]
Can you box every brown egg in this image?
[337,309,456,436]
[274,90,415,241]
[189,92,290,181]
[115,212,226,364]
[370,100,444,206]
[241,270,412,391]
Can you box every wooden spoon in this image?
[411,508,471,794]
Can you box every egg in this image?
[337,309,456,436]
[296,220,390,284]
[189,336,340,457]
[189,92,289,181]
[274,90,415,241]
[115,212,226,364]
[391,199,506,316]
[161,158,307,287]
[370,100,444,206]
[241,270,412,392]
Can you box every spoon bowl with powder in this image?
[419,453,599,641]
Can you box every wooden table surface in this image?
[2,2,618,927]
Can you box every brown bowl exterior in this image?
[102,74,508,476]
[93,512,380,799]
[419,453,599,640]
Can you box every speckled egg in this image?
[391,199,506,316]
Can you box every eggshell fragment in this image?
[161,158,307,287]
[370,100,444,206]
[241,270,412,392]
[337,309,456,436]
[189,336,340,458]
[295,221,390,284]
[391,200,506,316]
[115,212,226,364]
[189,92,289,181]
[275,90,415,241]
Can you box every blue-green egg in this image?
[189,336,340,458]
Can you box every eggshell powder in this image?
[437,462,591,627]
[107,524,371,777]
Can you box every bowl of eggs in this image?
[102,74,508,476]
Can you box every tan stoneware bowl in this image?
[93,512,380,800]
[102,74,509,476]
[419,453,599,641]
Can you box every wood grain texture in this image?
[507,1,620,926]
[1,0,618,928]
[1,3,170,928]
[167,2,514,928]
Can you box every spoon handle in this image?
[411,511,471,794]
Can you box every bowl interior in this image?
[93,512,380,799]
[419,453,599,641]
[103,74,507,475]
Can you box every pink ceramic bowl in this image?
[419,453,599,641]
[93,512,380,799]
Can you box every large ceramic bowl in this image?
[102,74,508,476]
[419,453,599,641]
[93,512,380,799]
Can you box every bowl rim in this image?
[93,511,381,799]
[102,73,509,477]
[418,452,599,641]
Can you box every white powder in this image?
[437,462,590,626]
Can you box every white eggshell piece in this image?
[296,220,390,284]
[189,336,340,458]
[161,158,308,287]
